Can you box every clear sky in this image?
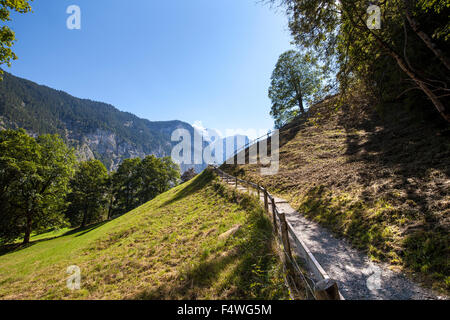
[5,0,294,135]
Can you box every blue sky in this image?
[5,0,294,134]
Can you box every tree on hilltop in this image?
[269,50,322,128]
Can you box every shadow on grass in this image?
[0,220,113,257]
[63,221,110,238]
[221,97,449,293]
[134,249,240,299]
[0,242,36,257]
[338,102,450,212]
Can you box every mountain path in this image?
[221,177,442,300]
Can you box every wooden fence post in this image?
[235,177,238,189]
[264,189,269,213]
[279,211,293,262]
[271,199,278,234]
[257,184,260,199]
[314,279,341,300]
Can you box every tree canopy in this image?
[0,129,182,244]
[0,129,75,244]
[269,50,322,128]
[111,156,180,216]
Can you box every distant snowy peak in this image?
[191,121,250,163]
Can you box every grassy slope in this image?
[222,98,449,294]
[0,170,288,300]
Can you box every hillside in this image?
[222,98,450,294]
[0,71,204,172]
[0,169,288,300]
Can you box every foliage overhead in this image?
[65,160,109,228]
[271,0,450,122]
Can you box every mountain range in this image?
[0,71,247,172]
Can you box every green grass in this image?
[0,169,289,300]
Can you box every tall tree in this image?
[0,129,75,244]
[0,0,32,78]
[0,129,37,243]
[66,160,109,228]
[268,50,322,128]
[135,155,160,203]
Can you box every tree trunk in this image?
[294,83,305,114]
[107,195,113,220]
[375,37,450,122]
[298,95,305,114]
[343,2,450,123]
[126,184,130,212]
[23,214,32,244]
[81,206,88,228]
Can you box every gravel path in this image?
[223,178,441,300]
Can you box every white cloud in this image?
[192,120,206,133]
[192,120,223,143]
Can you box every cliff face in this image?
[74,129,145,171]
